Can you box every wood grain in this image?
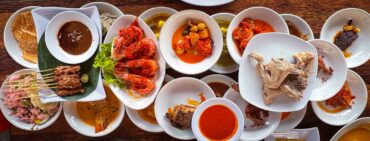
[0,0,369,140]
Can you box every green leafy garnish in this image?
[93,43,124,88]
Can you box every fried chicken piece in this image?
[166,105,195,129]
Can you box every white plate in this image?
[192,98,244,141]
[281,14,314,41]
[4,6,39,68]
[330,117,370,141]
[309,39,347,101]
[104,15,166,110]
[275,106,307,132]
[224,88,281,141]
[125,74,174,133]
[210,13,239,74]
[45,11,100,64]
[181,0,233,6]
[200,74,236,97]
[32,7,106,103]
[63,100,125,137]
[154,77,216,140]
[227,7,289,64]
[159,10,223,75]
[239,32,318,112]
[320,8,370,68]
[311,69,367,126]
[81,1,124,16]
[265,127,320,141]
[0,69,62,131]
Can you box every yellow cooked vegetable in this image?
[197,23,206,31]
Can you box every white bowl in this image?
[181,0,233,6]
[154,77,216,140]
[3,6,39,68]
[192,98,244,141]
[139,6,177,21]
[330,117,370,141]
[81,1,124,16]
[224,88,281,140]
[281,14,314,41]
[309,39,347,101]
[159,10,223,75]
[45,11,100,64]
[125,75,174,133]
[63,100,125,137]
[239,32,318,112]
[311,69,367,126]
[210,13,239,74]
[104,15,166,110]
[265,127,320,141]
[200,74,236,97]
[0,69,62,131]
[320,8,370,68]
[227,7,289,64]
[275,106,307,132]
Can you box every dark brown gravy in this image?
[58,21,92,55]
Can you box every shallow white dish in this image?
[45,11,100,64]
[154,77,216,140]
[160,10,223,75]
[265,127,320,141]
[309,39,347,101]
[239,32,318,112]
[281,14,314,41]
[210,13,239,74]
[200,74,236,97]
[63,100,125,137]
[181,0,233,6]
[330,117,370,141]
[192,98,244,141]
[320,8,370,68]
[311,69,367,126]
[125,74,174,133]
[224,88,281,140]
[275,106,307,132]
[104,15,166,110]
[0,69,62,131]
[4,6,39,68]
[139,6,177,21]
[227,7,289,64]
[81,1,124,16]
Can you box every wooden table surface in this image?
[0,0,369,141]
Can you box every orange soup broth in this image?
[199,105,237,140]
[76,85,121,127]
[172,25,206,64]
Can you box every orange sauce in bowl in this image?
[199,105,237,140]
[137,103,157,124]
[281,112,291,120]
[172,25,207,64]
[317,102,348,113]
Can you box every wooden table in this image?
[0,0,369,140]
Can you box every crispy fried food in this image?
[166,104,196,129]
[115,59,158,78]
[249,52,314,105]
[113,70,155,95]
[325,83,355,108]
[12,11,37,63]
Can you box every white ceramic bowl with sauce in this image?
[330,117,370,141]
[309,39,347,101]
[210,13,239,74]
[311,69,367,126]
[320,8,370,68]
[45,11,100,64]
[227,7,289,64]
[281,14,314,41]
[154,77,216,140]
[4,6,40,68]
[139,6,177,21]
[159,10,223,75]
